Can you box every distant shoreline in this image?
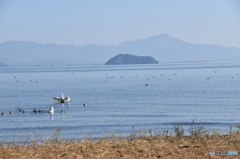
[2,60,240,67]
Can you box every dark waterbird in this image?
[33,109,43,113]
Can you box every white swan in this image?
[49,92,70,103]
[48,106,54,114]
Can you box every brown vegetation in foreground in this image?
[1,121,240,159]
[0,135,240,159]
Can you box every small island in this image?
[105,54,158,65]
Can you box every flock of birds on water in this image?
[2,67,239,117]
[0,92,88,116]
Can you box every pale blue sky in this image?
[0,0,239,47]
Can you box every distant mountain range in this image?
[0,34,240,66]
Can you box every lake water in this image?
[0,61,240,143]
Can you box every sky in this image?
[0,0,240,48]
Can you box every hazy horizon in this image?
[1,33,240,49]
[1,33,240,66]
[0,0,239,48]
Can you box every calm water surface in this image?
[0,61,240,142]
